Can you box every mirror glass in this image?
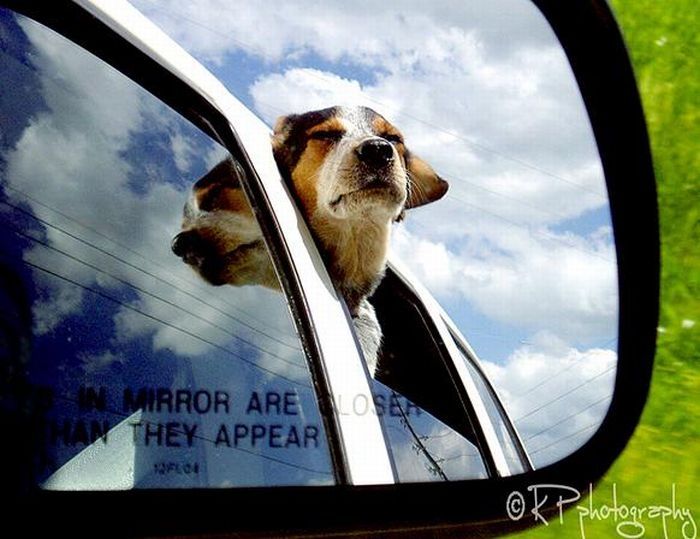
[0,0,619,491]
[132,0,618,471]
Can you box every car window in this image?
[0,8,334,489]
[370,271,489,480]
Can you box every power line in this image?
[5,222,306,371]
[439,171,587,224]
[259,99,615,257]
[529,421,599,456]
[2,182,300,344]
[512,354,616,403]
[523,393,612,444]
[0,196,301,352]
[413,192,616,265]
[256,99,619,267]
[139,0,608,200]
[513,364,616,423]
[15,256,311,388]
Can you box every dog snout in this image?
[171,230,201,258]
[356,138,394,168]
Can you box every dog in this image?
[171,106,448,375]
[171,158,280,290]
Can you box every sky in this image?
[0,0,620,485]
[128,0,619,468]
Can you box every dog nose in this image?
[356,138,394,167]
[171,231,199,257]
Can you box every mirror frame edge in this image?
[1,0,659,536]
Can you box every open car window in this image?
[0,8,335,489]
[370,269,495,480]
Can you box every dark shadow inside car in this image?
[371,268,483,451]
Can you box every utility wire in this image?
[523,393,612,443]
[529,421,599,456]
[513,364,616,423]
[139,0,608,199]
[512,354,616,403]
[5,222,306,371]
[1,197,301,352]
[14,256,311,388]
[4,183,299,343]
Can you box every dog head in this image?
[271,106,448,310]
[271,106,448,224]
[170,159,276,288]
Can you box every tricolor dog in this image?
[172,106,448,374]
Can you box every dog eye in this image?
[310,130,344,142]
[383,133,404,145]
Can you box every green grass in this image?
[509,1,700,536]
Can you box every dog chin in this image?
[328,184,406,218]
[183,240,267,287]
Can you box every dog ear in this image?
[193,158,242,191]
[405,153,449,209]
[271,114,297,177]
[271,115,293,150]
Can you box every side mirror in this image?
[0,0,657,536]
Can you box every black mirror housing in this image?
[0,0,658,536]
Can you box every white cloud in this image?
[9,18,144,334]
[32,272,84,335]
[250,68,370,120]
[392,223,617,346]
[111,280,309,383]
[170,131,198,173]
[79,350,126,376]
[130,0,557,66]
[482,332,616,467]
[132,0,600,177]
[131,0,606,225]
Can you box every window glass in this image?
[454,336,527,474]
[0,9,334,489]
[372,380,487,482]
[370,272,488,481]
